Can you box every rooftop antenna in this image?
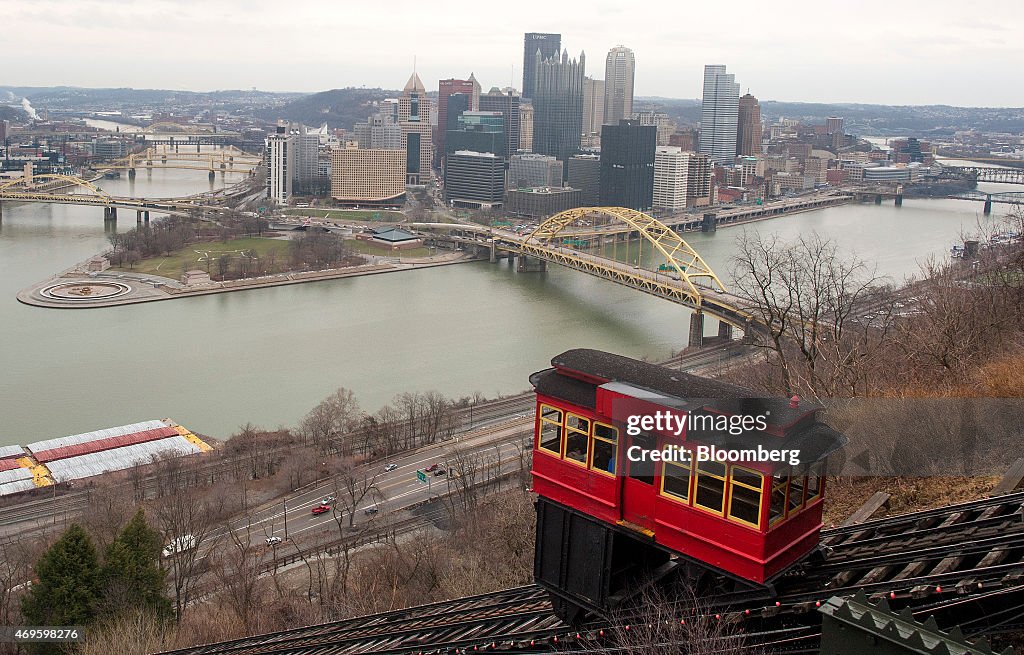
[413,55,417,73]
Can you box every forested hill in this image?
[258,88,401,131]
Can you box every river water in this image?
[0,165,1017,445]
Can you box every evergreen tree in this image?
[98,509,172,621]
[21,523,100,628]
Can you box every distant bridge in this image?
[948,190,1024,212]
[0,174,230,223]
[92,145,261,177]
[414,208,766,346]
[939,165,1024,185]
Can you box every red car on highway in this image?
[310,504,331,515]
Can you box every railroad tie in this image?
[976,547,1010,569]
[938,511,967,528]
[930,554,967,576]
[859,565,897,585]
[891,560,931,581]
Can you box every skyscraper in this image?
[603,46,635,125]
[699,65,740,165]
[446,111,506,161]
[582,77,605,146]
[519,102,534,151]
[653,147,711,211]
[532,49,585,168]
[599,119,656,211]
[266,124,294,203]
[437,78,477,165]
[399,71,433,184]
[444,151,505,208]
[736,93,762,156]
[479,88,521,159]
[522,33,561,99]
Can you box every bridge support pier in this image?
[208,170,216,182]
[144,211,150,224]
[717,321,733,341]
[516,255,547,273]
[894,193,903,207]
[702,213,717,232]
[489,242,497,263]
[874,195,883,205]
[984,197,992,215]
[128,168,136,180]
[688,311,704,348]
[103,207,117,232]
[137,210,143,226]
[742,319,756,345]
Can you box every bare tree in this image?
[210,522,264,631]
[731,231,892,397]
[299,388,364,455]
[0,537,36,626]
[331,465,384,529]
[599,586,767,655]
[155,493,216,622]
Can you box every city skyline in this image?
[4,0,1023,107]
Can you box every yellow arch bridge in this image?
[414,207,763,346]
[0,174,232,222]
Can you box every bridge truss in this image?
[0,174,114,203]
[518,207,727,307]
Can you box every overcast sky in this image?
[6,0,1023,106]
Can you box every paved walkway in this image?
[17,251,478,309]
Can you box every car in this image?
[364,506,379,515]
[320,495,336,505]
[433,468,447,476]
[310,504,331,515]
[384,463,399,472]
[424,463,440,472]
[161,535,197,558]
[265,536,283,546]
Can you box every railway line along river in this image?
[0,166,1016,445]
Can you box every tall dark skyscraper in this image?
[599,119,656,211]
[522,32,561,100]
[479,88,521,159]
[736,93,762,156]
[532,49,585,169]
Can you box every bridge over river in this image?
[413,207,768,347]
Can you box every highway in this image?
[0,341,746,547]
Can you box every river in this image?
[0,166,1016,445]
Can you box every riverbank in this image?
[16,250,480,309]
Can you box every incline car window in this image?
[728,466,764,528]
[565,414,590,465]
[770,474,788,524]
[788,474,807,514]
[694,460,727,514]
[662,460,692,502]
[628,432,656,484]
[539,405,563,454]
[806,464,823,502]
[592,422,617,475]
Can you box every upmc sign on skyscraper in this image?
[522,33,561,100]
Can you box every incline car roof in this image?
[538,349,819,426]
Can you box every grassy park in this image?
[111,237,290,277]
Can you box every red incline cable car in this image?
[530,349,847,623]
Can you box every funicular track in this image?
[162,491,1024,655]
